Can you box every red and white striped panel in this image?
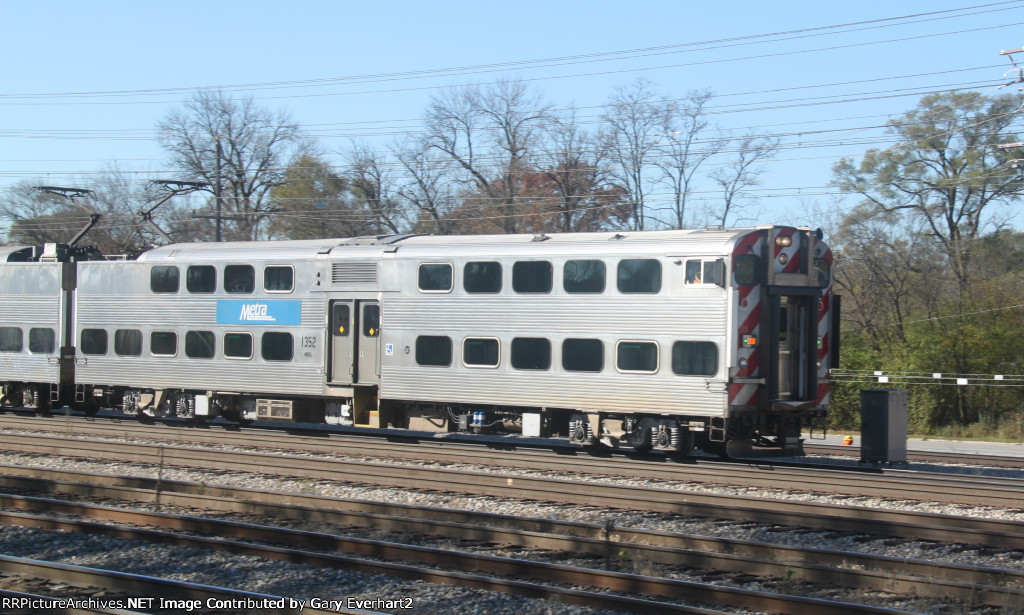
[729,230,765,407]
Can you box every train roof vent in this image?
[331,260,378,287]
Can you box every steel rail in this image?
[0,555,348,615]
[2,416,1022,509]
[0,502,923,615]
[804,442,1024,468]
[0,490,1021,609]
[1,434,1023,549]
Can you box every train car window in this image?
[512,261,553,293]
[150,266,179,293]
[0,327,22,352]
[463,262,502,293]
[224,332,253,359]
[511,337,551,370]
[332,304,350,337]
[80,329,107,355]
[562,338,603,372]
[779,308,788,342]
[150,331,177,356]
[362,304,380,337]
[418,263,453,292]
[114,329,143,357]
[185,331,215,359]
[671,341,718,376]
[224,265,255,294]
[734,254,761,286]
[186,265,216,293]
[463,337,499,367]
[685,260,703,284]
[564,260,606,293]
[261,332,293,361]
[617,259,661,293]
[264,266,294,292]
[616,341,659,373]
[703,260,725,286]
[814,257,831,288]
[29,328,55,354]
[415,335,452,367]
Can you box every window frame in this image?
[415,335,453,367]
[512,260,553,294]
[615,340,660,374]
[150,266,179,294]
[186,265,216,294]
[510,337,551,371]
[671,341,719,377]
[224,264,255,294]
[80,329,108,356]
[462,337,500,368]
[150,331,178,357]
[561,338,604,373]
[0,327,23,353]
[114,329,143,357]
[264,265,295,293]
[417,263,454,293]
[224,331,254,360]
[184,330,215,359]
[28,328,55,354]
[563,259,606,294]
[463,261,502,294]
[261,331,294,362]
[617,259,662,294]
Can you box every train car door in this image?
[356,301,380,384]
[329,300,354,383]
[328,299,381,384]
[771,295,815,401]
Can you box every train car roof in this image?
[133,227,802,263]
[371,228,770,258]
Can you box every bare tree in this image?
[393,142,460,234]
[708,133,780,227]
[344,143,407,234]
[538,109,628,232]
[158,90,307,241]
[424,79,552,233]
[654,89,723,229]
[600,79,674,231]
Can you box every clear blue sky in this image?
[2,0,1021,228]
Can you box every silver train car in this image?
[0,225,837,457]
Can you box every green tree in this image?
[832,91,1024,427]
[267,154,363,240]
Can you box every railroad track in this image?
[2,470,1024,611]
[5,411,1023,471]
[0,557,353,614]
[0,432,1023,550]
[1,417,1023,510]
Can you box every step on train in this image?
[0,225,838,457]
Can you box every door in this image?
[329,300,353,383]
[329,299,381,384]
[774,296,812,401]
[356,301,380,384]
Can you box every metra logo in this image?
[217,299,300,326]
[239,303,275,322]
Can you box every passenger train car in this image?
[0,225,837,457]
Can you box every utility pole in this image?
[215,137,223,242]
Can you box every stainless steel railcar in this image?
[0,225,837,457]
